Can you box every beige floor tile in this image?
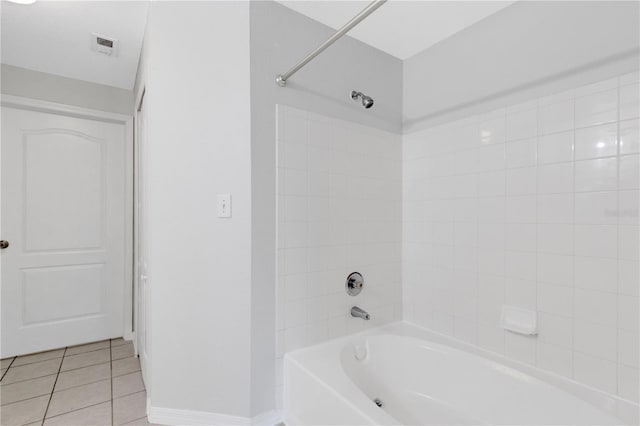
[60,349,110,372]
[55,363,110,392]
[0,395,49,425]
[1,358,62,384]
[12,349,64,367]
[111,338,128,347]
[65,340,110,356]
[111,343,134,361]
[44,401,111,426]
[1,358,15,369]
[112,357,141,377]
[46,379,111,418]
[1,374,56,405]
[113,371,144,398]
[113,391,146,426]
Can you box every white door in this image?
[1,106,127,357]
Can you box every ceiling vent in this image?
[90,33,118,57]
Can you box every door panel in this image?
[1,106,127,357]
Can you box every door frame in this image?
[1,94,135,342]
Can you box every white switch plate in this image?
[217,194,231,218]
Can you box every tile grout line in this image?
[0,356,16,381]
[41,399,111,422]
[2,360,110,386]
[41,346,67,425]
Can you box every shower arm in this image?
[275,0,387,87]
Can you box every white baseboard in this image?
[251,409,282,425]
[148,406,282,426]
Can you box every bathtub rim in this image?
[284,320,639,425]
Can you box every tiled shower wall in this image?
[403,72,639,402]
[276,105,402,405]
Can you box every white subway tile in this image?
[476,144,506,171]
[538,285,573,317]
[506,108,537,142]
[478,324,505,355]
[574,288,617,327]
[574,320,617,361]
[620,83,640,121]
[506,167,537,195]
[505,250,537,281]
[284,108,308,144]
[537,163,573,194]
[575,78,618,97]
[575,158,617,192]
[538,131,573,164]
[574,225,617,258]
[575,89,617,128]
[538,312,573,348]
[537,194,573,224]
[618,225,639,261]
[478,249,505,276]
[574,191,618,225]
[506,224,537,251]
[537,253,573,285]
[539,100,574,135]
[574,123,617,160]
[537,342,572,377]
[538,224,573,255]
[477,171,506,197]
[505,333,537,365]
[479,116,506,145]
[619,190,639,226]
[573,351,617,394]
[619,119,640,155]
[478,223,505,249]
[620,155,640,190]
[506,195,537,223]
[619,329,639,368]
[505,278,537,310]
[618,294,639,332]
[618,260,640,296]
[574,256,617,293]
[506,138,537,168]
[618,365,639,402]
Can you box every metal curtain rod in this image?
[275,0,387,87]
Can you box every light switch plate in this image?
[217,194,231,218]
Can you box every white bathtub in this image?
[283,322,638,425]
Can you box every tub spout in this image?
[351,306,370,320]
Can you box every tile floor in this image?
[0,338,155,426]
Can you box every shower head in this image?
[351,91,374,109]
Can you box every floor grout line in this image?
[1,340,145,425]
[41,346,66,425]
[41,399,112,422]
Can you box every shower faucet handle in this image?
[346,272,364,296]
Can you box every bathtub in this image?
[283,322,638,425]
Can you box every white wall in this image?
[1,64,133,115]
[404,1,640,130]
[249,0,402,416]
[141,1,253,420]
[275,105,402,407]
[403,72,639,402]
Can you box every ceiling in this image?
[275,0,515,60]
[1,0,149,90]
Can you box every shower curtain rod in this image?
[275,0,387,87]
